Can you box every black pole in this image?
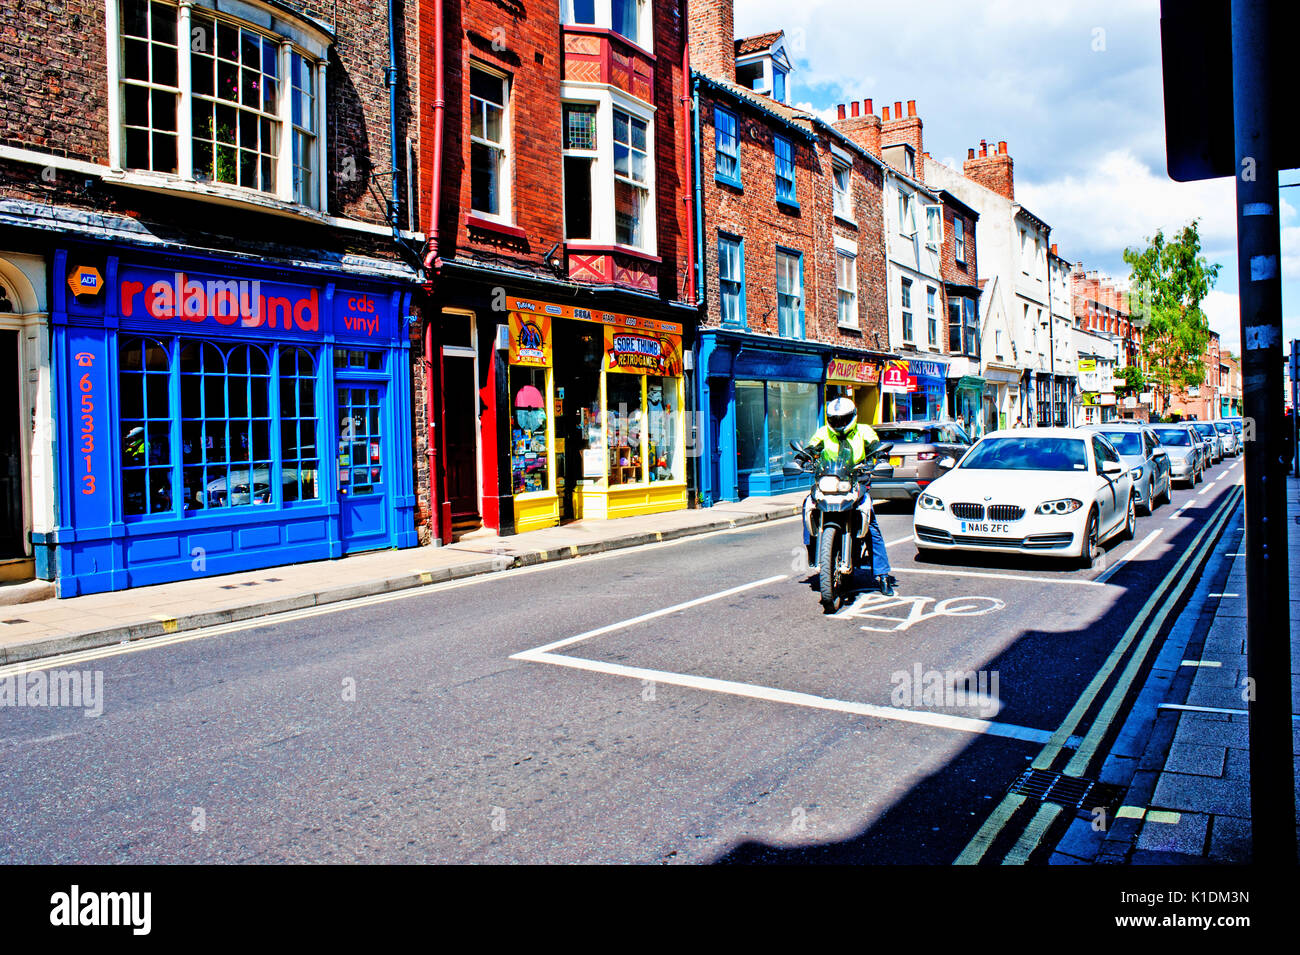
[1231,0,1295,867]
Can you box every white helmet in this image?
[826,397,857,436]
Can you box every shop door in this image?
[0,330,21,557]
[443,355,480,524]
[336,382,389,553]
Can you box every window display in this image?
[646,375,677,482]
[510,366,550,494]
[605,372,641,486]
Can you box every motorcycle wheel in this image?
[819,525,841,614]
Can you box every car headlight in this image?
[1129,467,1143,481]
[818,476,850,494]
[918,493,944,510]
[1035,498,1083,515]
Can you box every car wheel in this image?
[1158,476,1171,505]
[1142,479,1154,515]
[1121,494,1136,542]
[1078,508,1099,569]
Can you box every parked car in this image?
[196,466,315,508]
[868,420,974,503]
[1190,421,1224,463]
[1186,426,1212,474]
[1213,420,1240,456]
[1079,423,1171,513]
[1150,423,1204,487]
[914,427,1136,567]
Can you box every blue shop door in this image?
[336,383,390,553]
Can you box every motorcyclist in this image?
[805,396,896,596]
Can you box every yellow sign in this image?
[1078,359,1097,372]
[827,358,880,386]
[68,266,103,297]
[506,296,681,336]
[508,311,551,367]
[604,326,683,376]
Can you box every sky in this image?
[733,0,1300,358]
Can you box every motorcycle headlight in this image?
[1129,467,1143,481]
[918,493,944,510]
[1035,498,1083,515]
[818,476,851,494]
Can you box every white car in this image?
[913,427,1137,567]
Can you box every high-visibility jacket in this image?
[808,422,878,468]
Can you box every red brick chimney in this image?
[963,138,1014,200]
[689,0,736,82]
[832,98,881,157]
[880,97,924,180]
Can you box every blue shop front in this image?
[44,247,418,596]
[696,330,826,504]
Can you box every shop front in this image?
[45,247,417,596]
[824,357,881,426]
[502,297,686,531]
[898,358,947,421]
[697,331,826,504]
[953,374,985,434]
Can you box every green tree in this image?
[1114,363,1146,395]
[1123,220,1221,412]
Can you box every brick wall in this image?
[688,0,735,82]
[963,140,1014,202]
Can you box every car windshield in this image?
[1193,423,1215,436]
[875,427,932,444]
[959,437,1088,471]
[1230,421,1242,432]
[1154,429,1191,447]
[1099,431,1142,454]
[1214,422,1232,433]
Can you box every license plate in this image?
[960,521,1011,534]
[889,456,902,467]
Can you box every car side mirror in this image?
[939,456,956,469]
[1102,460,1124,476]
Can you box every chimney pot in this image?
[837,104,846,120]
[907,100,916,117]
[967,147,975,160]
[863,98,873,115]
[1050,243,1058,255]
[979,139,988,157]
[850,101,860,118]
[894,100,903,118]
[998,140,1008,155]
[882,105,890,121]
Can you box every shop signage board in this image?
[508,310,552,367]
[1079,392,1099,406]
[826,358,880,385]
[881,362,910,394]
[505,296,681,336]
[603,326,682,376]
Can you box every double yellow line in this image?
[955,483,1244,865]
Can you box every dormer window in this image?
[734,32,793,104]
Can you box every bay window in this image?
[561,0,650,50]
[563,103,597,240]
[613,108,648,247]
[560,93,656,251]
[112,0,328,210]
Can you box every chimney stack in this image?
[964,138,1014,200]
[832,92,883,157]
[688,0,736,81]
[879,96,926,180]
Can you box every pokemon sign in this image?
[508,311,552,367]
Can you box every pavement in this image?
[1050,470,1300,865]
[0,492,805,666]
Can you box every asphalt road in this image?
[0,455,1246,864]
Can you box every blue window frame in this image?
[714,106,740,186]
[280,346,320,502]
[776,247,804,338]
[119,337,174,516]
[774,135,796,206]
[718,233,745,328]
[773,67,787,104]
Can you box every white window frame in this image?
[954,216,966,263]
[561,100,599,240]
[835,236,857,329]
[924,204,942,247]
[559,84,656,253]
[926,285,937,346]
[898,189,917,237]
[832,158,853,222]
[561,0,652,54]
[106,0,330,213]
[901,276,914,343]
[468,62,512,222]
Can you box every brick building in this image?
[0,0,425,595]
[689,2,892,504]
[420,0,695,538]
[1069,264,1147,420]
[1162,330,1222,422]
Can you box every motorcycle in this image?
[790,438,894,614]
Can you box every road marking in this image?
[833,592,1005,633]
[1093,529,1163,584]
[893,567,1105,587]
[516,575,790,657]
[886,534,915,547]
[955,485,1242,866]
[0,519,804,677]
[1180,660,1222,668]
[511,649,1076,746]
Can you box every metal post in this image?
[1291,341,1298,476]
[1231,0,1295,867]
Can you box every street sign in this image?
[1160,0,1300,181]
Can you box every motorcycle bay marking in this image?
[832,593,1006,633]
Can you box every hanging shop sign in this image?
[1078,359,1097,372]
[508,310,552,367]
[880,361,910,394]
[603,325,683,376]
[1079,392,1099,406]
[826,358,880,386]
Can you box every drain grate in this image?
[1007,768,1124,817]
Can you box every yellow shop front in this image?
[504,297,686,532]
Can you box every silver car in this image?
[1150,423,1203,487]
[1079,424,1172,513]
[1213,420,1240,456]
[1190,421,1224,463]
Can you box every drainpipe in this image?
[386,0,400,232]
[691,74,705,307]
[690,73,708,505]
[423,0,447,544]
[680,0,695,306]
